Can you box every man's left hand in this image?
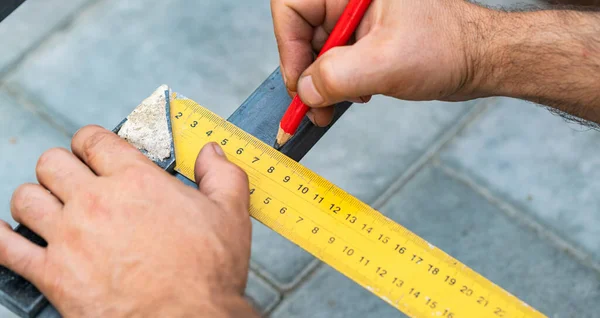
[0,125,258,317]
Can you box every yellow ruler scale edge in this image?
[169,96,546,318]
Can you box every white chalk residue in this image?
[118,85,172,161]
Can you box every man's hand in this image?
[272,0,487,126]
[0,125,259,317]
[273,0,600,126]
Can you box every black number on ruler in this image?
[460,286,473,296]
[175,112,183,119]
[359,257,370,266]
[343,246,354,256]
[263,197,271,204]
[280,207,287,214]
[298,185,309,194]
[445,276,456,285]
[392,278,404,287]
[249,188,255,195]
[329,204,341,213]
[190,121,198,128]
[252,157,260,163]
[425,298,437,309]
[494,308,506,317]
[313,194,324,203]
[236,148,244,155]
[411,254,423,264]
[395,245,406,254]
[206,130,212,136]
[443,310,454,318]
[378,235,389,244]
[283,176,290,183]
[361,224,373,233]
[346,214,357,223]
[427,265,439,275]
[296,217,304,223]
[328,237,335,244]
[408,288,420,298]
[376,267,387,277]
[267,166,275,173]
[477,296,489,307]
[221,139,228,145]
[312,227,319,234]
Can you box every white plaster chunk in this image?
[118,85,172,161]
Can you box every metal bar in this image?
[0,67,351,317]
[0,0,26,23]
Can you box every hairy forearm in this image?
[473,6,600,124]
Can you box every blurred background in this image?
[1,0,599,317]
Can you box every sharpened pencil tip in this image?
[275,126,293,150]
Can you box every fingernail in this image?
[306,111,318,126]
[280,64,288,87]
[347,96,372,104]
[348,97,364,103]
[211,142,225,157]
[298,76,324,106]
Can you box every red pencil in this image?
[274,0,373,149]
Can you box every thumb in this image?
[194,142,250,213]
[296,36,384,108]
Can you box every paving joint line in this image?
[262,257,326,316]
[1,83,78,138]
[269,98,498,310]
[370,98,495,209]
[437,162,600,275]
[247,265,284,315]
[0,0,105,79]
[0,0,107,139]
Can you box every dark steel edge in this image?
[0,0,27,24]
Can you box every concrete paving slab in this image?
[0,0,92,74]
[273,165,600,317]
[0,91,70,227]
[245,271,281,314]
[0,304,17,318]
[441,98,600,261]
[5,0,279,133]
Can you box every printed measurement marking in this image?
[169,98,546,318]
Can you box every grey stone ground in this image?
[0,0,598,317]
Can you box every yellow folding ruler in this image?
[170,96,546,318]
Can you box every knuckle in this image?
[72,125,102,149]
[10,184,38,216]
[0,240,10,266]
[119,165,151,189]
[36,148,68,174]
[317,55,343,98]
[227,164,249,185]
[77,190,108,218]
[11,253,35,278]
[82,130,113,165]
[73,125,103,140]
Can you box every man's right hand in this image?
[271,0,491,126]
[272,0,600,127]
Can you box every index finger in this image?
[271,0,349,92]
[71,125,155,176]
